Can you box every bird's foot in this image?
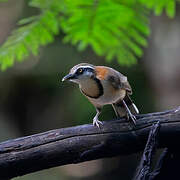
[93,117,102,128]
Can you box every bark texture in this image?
[0,107,180,179]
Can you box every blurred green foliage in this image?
[0,0,178,70]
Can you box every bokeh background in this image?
[0,0,180,180]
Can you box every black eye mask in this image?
[76,67,94,76]
[76,68,84,75]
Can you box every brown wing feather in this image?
[107,70,132,94]
[110,71,135,117]
[121,81,132,95]
[95,66,132,96]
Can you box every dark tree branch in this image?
[0,107,180,179]
[133,121,160,180]
[148,148,169,180]
[150,148,180,180]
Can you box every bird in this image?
[62,63,139,128]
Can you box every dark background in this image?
[0,1,180,179]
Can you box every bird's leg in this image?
[122,100,136,125]
[112,104,120,118]
[93,107,103,128]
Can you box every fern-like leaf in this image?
[60,0,150,65]
[0,0,178,70]
[139,0,176,18]
[0,1,60,70]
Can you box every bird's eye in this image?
[77,68,83,74]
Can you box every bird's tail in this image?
[112,94,139,118]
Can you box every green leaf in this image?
[139,0,176,18]
[166,0,175,18]
[77,41,88,51]
[0,0,177,70]
[18,16,38,25]
[61,0,150,65]
[0,1,61,70]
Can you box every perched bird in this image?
[62,63,139,128]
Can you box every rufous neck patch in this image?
[95,66,108,80]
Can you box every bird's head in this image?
[62,63,95,84]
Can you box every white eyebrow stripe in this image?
[79,66,94,69]
[71,66,94,74]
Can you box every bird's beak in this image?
[62,73,75,82]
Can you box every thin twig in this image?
[133,122,160,180]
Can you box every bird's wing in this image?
[108,70,132,94]
[121,79,132,95]
[118,71,132,94]
[95,66,132,94]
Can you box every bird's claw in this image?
[93,118,102,128]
